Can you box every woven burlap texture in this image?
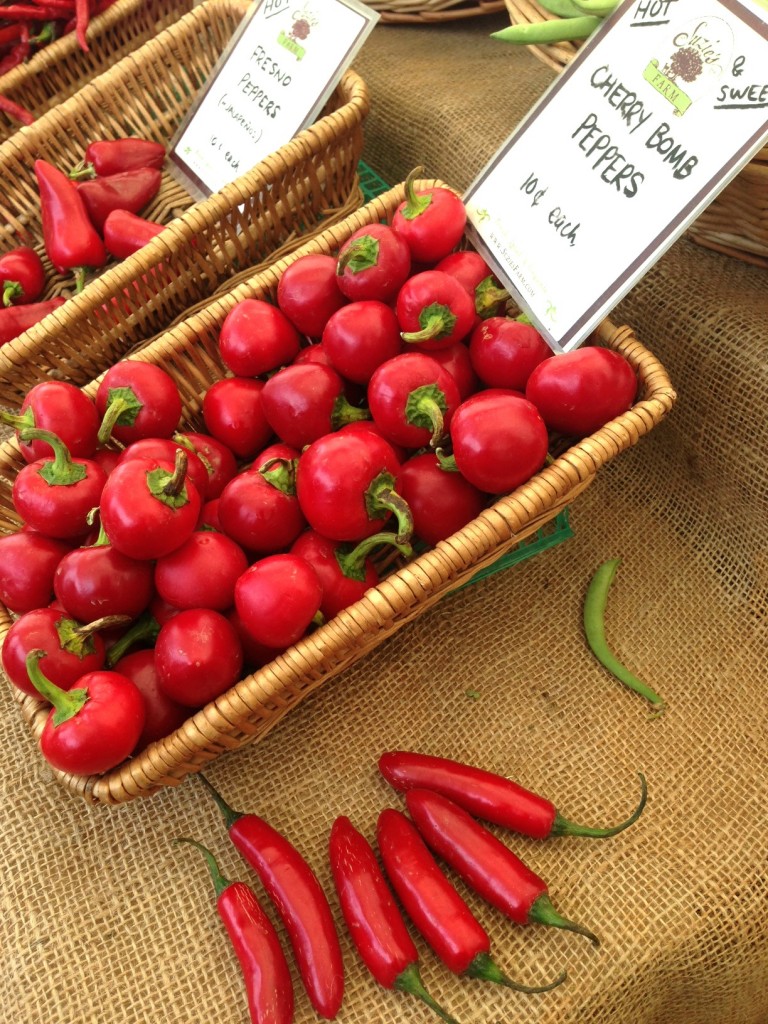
[2,13,768,1024]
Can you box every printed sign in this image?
[464,0,768,352]
[169,0,378,199]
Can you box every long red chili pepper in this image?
[379,751,648,840]
[328,815,458,1024]
[175,838,295,1024]
[0,93,35,126]
[0,297,65,347]
[0,20,29,74]
[377,808,568,992]
[405,788,601,944]
[198,775,344,1021]
[34,159,106,290]
[73,0,88,50]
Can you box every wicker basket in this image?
[0,0,369,408]
[0,0,195,144]
[0,179,677,806]
[366,0,505,23]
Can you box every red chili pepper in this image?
[379,751,648,840]
[405,788,600,944]
[74,0,88,50]
[0,379,100,462]
[199,775,344,1021]
[396,270,476,351]
[377,808,567,992]
[0,297,65,346]
[25,649,145,776]
[174,838,295,1024]
[0,19,29,73]
[83,137,166,176]
[328,815,457,1024]
[0,5,67,20]
[34,159,106,290]
[103,208,165,259]
[0,247,46,306]
[0,24,25,44]
[0,91,35,126]
[391,167,468,264]
[73,166,162,232]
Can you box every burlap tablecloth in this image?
[2,12,768,1024]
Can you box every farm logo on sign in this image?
[643,16,733,115]
[277,5,319,60]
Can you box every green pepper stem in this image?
[331,395,371,430]
[335,531,413,582]
[529,893,600,945]
[197,773,244,830]
[366,473,414,545]
[74,267,88,294]
[393,963,458,1024]
[25,650,87,725]
[584,559,665,710]
[67,161,96,181]
[401,302,456,344]
[551,772,648,838]
[336,234,380,276]
[17,427,86,486]
[173,837,231,899]
[400,165,432,221]
[465,951,567,993]
[105,612,161,668]
[97,395,131,446]
[3,281,22,307]
[404,384,447,447]
[259,457,298,496]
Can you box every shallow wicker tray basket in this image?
[0,0,369,408]
[365,0,505,23]
[0,0,195,144]
[0,179,677,806]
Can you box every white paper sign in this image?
[464,0,768,352]
[169,0,378,199]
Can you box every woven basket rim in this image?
[0,181,676,806]
[372,0,506,23]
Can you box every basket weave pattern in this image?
[0,0,195,144]
[369,0,505,23]
[0,180,677,805]
[0,0,369,408]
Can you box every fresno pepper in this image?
[175,838,295,1024]
[0,93,35,126]
[0,296,65,346]
[34,159,106,290]
[103,208,164,260]
[377,808,568,992]
[74,166,162,232]
[379,751,648,840]
[0,247,46,306]
[328,815,458,1024]
[405,788,601,944]
[82,137,166,176]
[199,775,344,1021]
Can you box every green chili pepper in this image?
[583,559,664,711]
[537,0,586,17]
[572,0,618,15]
[491,15,601,44]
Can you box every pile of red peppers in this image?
[176,753,647,1024]
[0,134,166,347]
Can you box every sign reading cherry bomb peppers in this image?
[169,0,378,200]
[465,0,768,353]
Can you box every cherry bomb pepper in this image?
[405,789,601,945]
[0,246,46,306]
[175,838,294,1024]
[377,808,567,993]
[198,775,344,1020]
[379,751,648,840]
[328,815,458,1024]
[34,159,106,290]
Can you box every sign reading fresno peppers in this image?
[465,0,768,352]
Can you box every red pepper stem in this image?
[367,473,414,545]
[551,772,648,838]
[162,449,189,498]
[3,281,22,307]
[400,166,432,221]
[17,427,86,486]
[465,953,567,993]
[335,531,412,581]
[63,614,131,657]
[404,384,447,447]
[259,457,297,496]
[197,772,244,831]
[0,406,32,431]
[331,395,371,430]
[25,649,87,724]
[529,893,600,945]
[173,837,231,899]
[435,449,459,473]
[393,963,458,1024]
[67,161,96,181]
[401,302,456,344]
[105,612,161,668]
[74,267,88,294]
[336,234,380,276]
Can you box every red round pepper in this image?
[34,159,106,290]
[396,270,475,351]
[376,808,567,992]
[328,814,457,1024]
[199,775,344,1021]
[1,380,100,463]
[405,788,600,944]
[391,170,467,264]
[175,838,294,1024]
[379,751,647,839]
[0,246,46,306]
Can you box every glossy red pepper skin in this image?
[200,778,344,1020]
[405,789,600,944]
[0,297,66,346]
[84,137,165,175]
[391,177,467,264]
[379,751,556,838]
[0,246,46,306]
[178,839,295,1024]
[75,167,162,232]
[103,208,164,259]
[35,160,106,279]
